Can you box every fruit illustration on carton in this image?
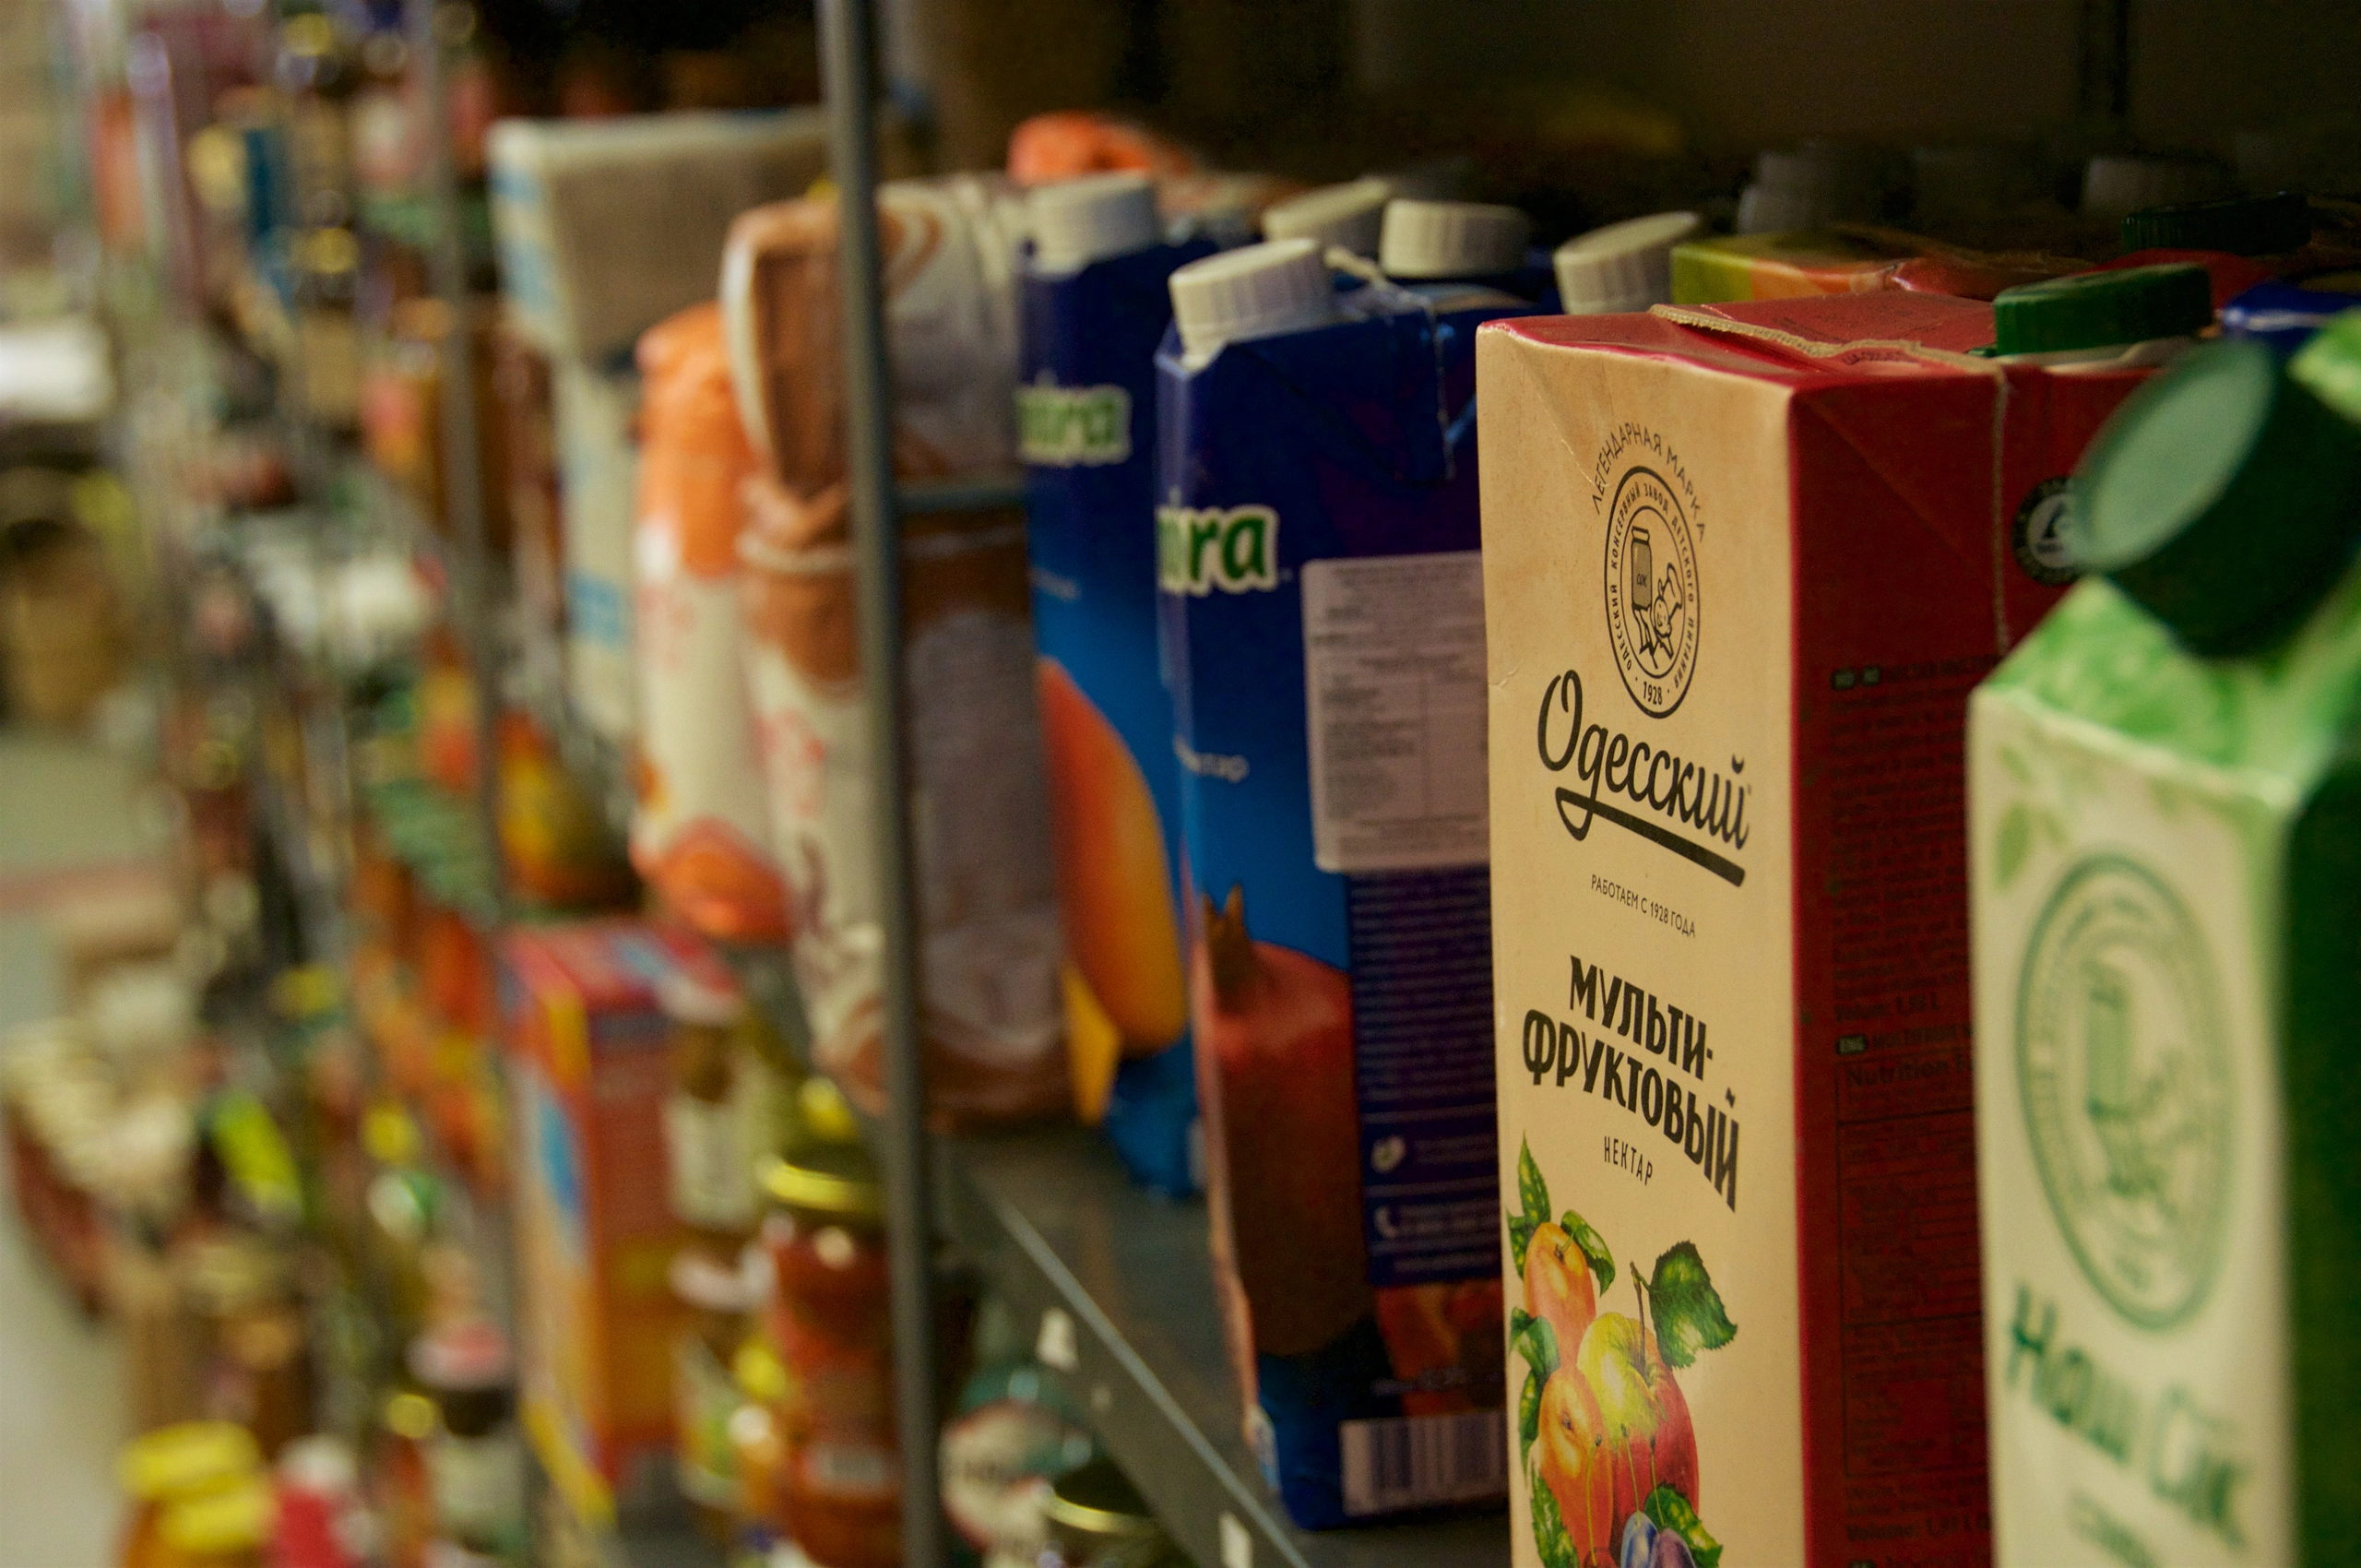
[1192,885,1365,1357]
[1036,658,1188,1066]
[1509,1139,1732,1568]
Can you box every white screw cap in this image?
[1262,177,1394,256]
[657,968,745,1028]
[1553,211,1701,314]
[1169,238,1339,359]
[1030,172,1160,274]
[2081,154,2232,224]
[1736,148,1880,233]
[1379,199,1531,279]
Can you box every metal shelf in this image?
[719,948,1506,1568]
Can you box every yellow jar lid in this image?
[733,1340,789,1405]
[119,1422,260,1501]
[759,1150,882,1223]
[160,1477,275,1555]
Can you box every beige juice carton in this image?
[1480,291,2156,1568]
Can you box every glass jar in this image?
[179,1235,312,1458]
[409,1317,526,1559]
[1041,1458,1192,1568]
[670,1245,765,1541]
[661,970,759,1248]
[728,1337,793,1566]
[763,1080,896,1568]
[117,1422,260,1568]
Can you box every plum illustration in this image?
[1192,885,1369,1358]
[1619,1511,1656,1568]
[1037,660,1189,1056]
[1651,1529,1698,1568]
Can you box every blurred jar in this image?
[118,1422,261,1568]
[729,1337,793,1564]
[409,1317,526,1559]
[671,1245,767,1541]
[1041,1458,1192,1568]
[662,971,760,1252]
[762,1080,896,1568]
[180,1235,312,1457]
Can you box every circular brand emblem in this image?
[2016,855,2233,1330]
[1602,466,1701,718]
[2012,477,2082,587]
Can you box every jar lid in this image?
[2073,337,2361,654]
[1992,263,2213,355]
[733,1339,789,1403]
[1261,178,1393,256]
[160,1478,275,1555]
[2122,190,2312,256]
[670,1244,765,1314]
[1553,211,1701,314]
[408,1314,514,1393]
[120,1422,260,1501]
[1169,239,1337,359]
[1378,199,1530,279]
[759,1148,883,1223]
[657,968,744,1028]
[1043,1456,1161,1540]
[796,1075,862,1145]
[1031,172,1159,274]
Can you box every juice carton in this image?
[1477,291,2165,1568]
[1020,173,1216,1193]
[503,921,734,1517]
[1971,324,2361,1564]
[1157,239,1536,1527]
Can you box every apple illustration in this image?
[1524,1222,1600,1360]
[1192,885,1369,1358]
[1535,1313,1699,1563]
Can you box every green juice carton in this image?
[1971,316,2361,1564]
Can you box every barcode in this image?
[1339,1410,1507,1517]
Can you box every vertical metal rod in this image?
[818,0,943,1562]
[409,0,507,921]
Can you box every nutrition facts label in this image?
[1301,552,1488,873]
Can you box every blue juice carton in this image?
[1157,236,1535,1526]
[1020,172,1216,1197]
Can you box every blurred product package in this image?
[721,179,1068,1129]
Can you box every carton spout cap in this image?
[2076,336,2361,655]
[1169,238,1338,359]
[1554,211,1701,315]
[1030,172,1160,273]
[1379,198,1531,279]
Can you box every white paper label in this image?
[1301,552,1489,873]
[664,1091,755,1229]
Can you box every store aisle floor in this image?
[0,728,169,1568]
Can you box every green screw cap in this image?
[2121,190,2313,256]
[1993,263,2213,356]
[2073,337,2361,656]
[2290,306,2361,427]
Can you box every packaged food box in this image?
[1157,245,1536,1528]
[1971,325,2361,1564]
[552,359,640,744]
[487,111,830,364]
[503,921,731,1516]
[1477,291,2160,1568]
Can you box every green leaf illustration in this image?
[1508,1211,1537,1275]
[1995,803,2033,889]
[1559,1210,1616,1293]
[1643,1484,1724,1568]
[1647,1241,1738,1370]
[1530,1460,1578,1568]
[1511,1313,1560,1384]
[1518,1367,1543,1462]
[1518,1137,1550,1223]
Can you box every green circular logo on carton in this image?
[2016,854,2233,1330]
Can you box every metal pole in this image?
[409,0,507,921]
[818,1,943,1562]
